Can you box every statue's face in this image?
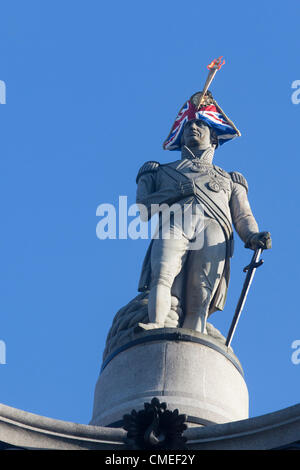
[182,119,212,149]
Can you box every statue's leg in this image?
[182,219,226,334]
[146,237,189,327]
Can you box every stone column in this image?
[90,328,249,427]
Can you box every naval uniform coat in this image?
[136,158,259,314]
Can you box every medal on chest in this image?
[207,170,229,192]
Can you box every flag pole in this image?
[197,56,225,110]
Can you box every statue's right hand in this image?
[178,181,196,197]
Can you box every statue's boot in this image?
[182,312,208,335]
[135,322,164,332]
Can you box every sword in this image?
[225,248,264,348]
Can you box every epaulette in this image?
[136,161,160,183]
[230,171,248,193]
[213,165,231,179]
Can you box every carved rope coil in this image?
[103,292,183,360]
[102,293,228,361]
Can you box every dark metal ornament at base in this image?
[123,397,188,450]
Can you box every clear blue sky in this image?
[1,0,300,425]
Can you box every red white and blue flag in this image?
[163,97,239,151]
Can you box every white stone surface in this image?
[0,403,126,450]
[90,329,249,427]
[1,401,300,450]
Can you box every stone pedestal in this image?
[90,328,248,427]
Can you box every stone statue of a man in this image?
[135,111,271,334]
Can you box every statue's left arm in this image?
[229,172,272,250]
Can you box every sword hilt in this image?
[243,248,264,272]
[243,259,264,273]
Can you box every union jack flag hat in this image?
[163,91,241,151]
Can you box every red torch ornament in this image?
[197,56,225,110]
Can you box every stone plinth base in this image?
[90,329,248,427]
